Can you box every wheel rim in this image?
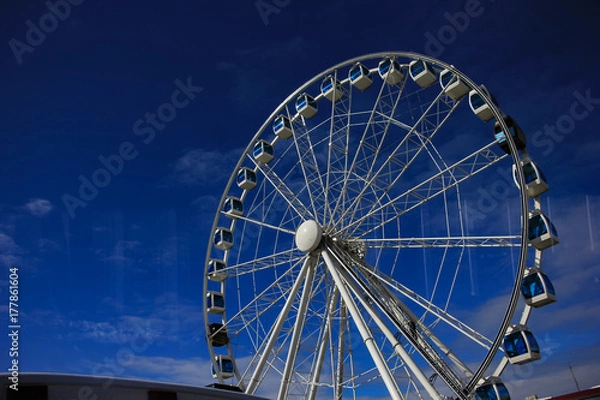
[202,52,552,399]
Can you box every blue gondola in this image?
[503,324,541,365]
[349,62,373,91]
[208,258,228,282]
[494,115,527,154]
[214,227,233,251]
[253,140,274,163]
[321,75,344,102]
[409,59,437,88]
[206,291,225,314]
[469,85,500,122]
[208,323,229,347]
[528,210,559,250]
[273,115,293,139]
[475,377,511,400]
[521,267,556,307]
[212,355,234,379]
[237,168,257,191]
[222,196,243,218]
[439,69,469,101]
[296,93,318,118]
[513,161,549,198]
[378,57,404,85]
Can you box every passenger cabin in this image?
[295,93,318,119]
[206,291,226,314]
[212,355,234,379]
[237,168,257,191]
[208,323,229,347]
[475,376,511,400]
[273,115,293,139]
[321,75,344,102]
[214,227,234,251]
[469,85,500,122]
[528,210,559,250]
[513,161,549,198]
[439,69,469,101]
[349,62,373,91]
[493,115,526,154]
[208,259,228,282]
[378,57,404,85]
[521,267,556,307]
[408,59,437,88]
[253,140,274,164]
[503,324,541,365]
[223,197,243,218]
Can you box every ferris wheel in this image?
[202,52,559,400]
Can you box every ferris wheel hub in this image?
[295,220,323,253]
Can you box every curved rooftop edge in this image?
[0,372,269,400]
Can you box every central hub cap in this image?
[295,220,322,253]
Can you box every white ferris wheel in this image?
[202,52,559,400]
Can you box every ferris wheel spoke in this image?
[224,249,301,276]
[289,109,329,221]
[251,157,315,222]
[321,246,407,400]
[245,256,315,394]
[357,235,520,249]
[277,257,317,400]
[225,257,304,339]
[230,214,296,236]
[330,76,403,230]
[355,261,495,350]
[323,242,444,400]
[324,70,353,228]
[343,141,508,238]
[336,87,459,233]
[307,286,339,400]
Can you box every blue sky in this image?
[1,0,600,398]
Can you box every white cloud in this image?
[23,198,53,216]
[0,232,24,267]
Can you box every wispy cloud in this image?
[162,147,243,188]
[0,232,24,267]
[22,198,53,216]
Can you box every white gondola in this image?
[237,167,257,191]
[503,324,541,365]
[469,85,500,122]
[295,93,318,119]
[475,376,511,400]
[207,258,228,282]
[528,210,559,250]
[513,160,549,198]
[208,323,229,347]
[222,196,243,218]
[212,355,234,379]
[408,59,437,88]
[494,115,526,154]
[349,62,373,91]
[439,69,469,101]
[214,227,233,251]
[253,140,274,163]
[320,75,344,102]
[206,291,225,314]
[521,266,556,307]
[378,57,404,85]
[273,115,293,139]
